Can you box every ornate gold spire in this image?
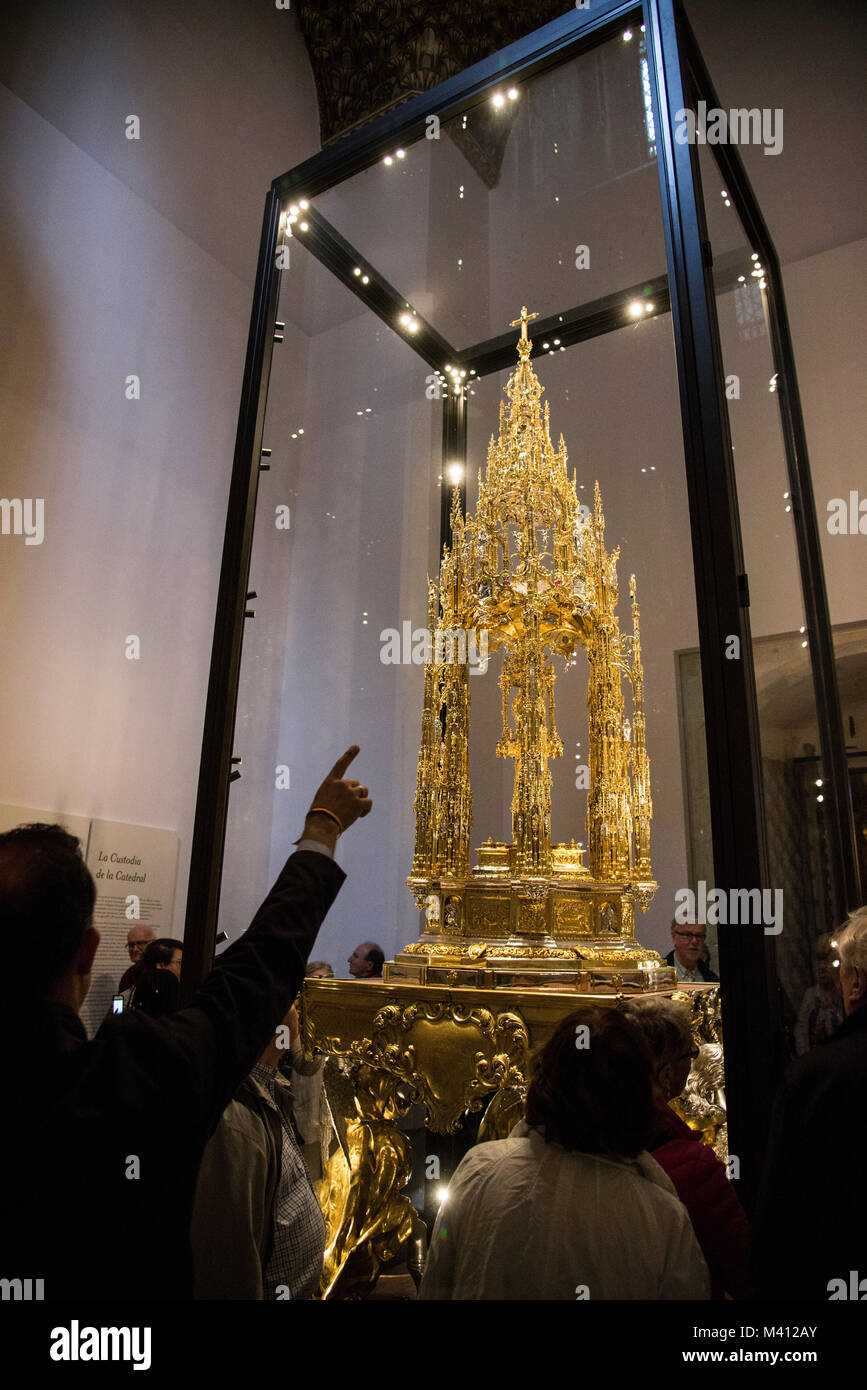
[397,314,662,989]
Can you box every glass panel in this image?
[696,138,842,1058]
[217,27,723,1197]
[314,21,663,351]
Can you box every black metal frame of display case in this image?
[183,0,859,1210]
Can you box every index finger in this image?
[329,745,360,779]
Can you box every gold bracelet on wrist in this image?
[307,806,344,834]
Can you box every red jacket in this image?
[650,1104,750,1299]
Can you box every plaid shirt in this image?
[250,1064,326,1300]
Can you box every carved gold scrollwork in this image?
[672,987,727,1160]
[348,1001,529,1134]
[477,1082,528,1142]
[318,1063,417,1300]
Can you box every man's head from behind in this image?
[670,918,707,971]
[0,823,98,1007]
[836,906,867,1016]
[347,942,384,978]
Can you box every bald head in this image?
[126,924,156,964]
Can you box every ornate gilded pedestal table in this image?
[301,977,722,1299]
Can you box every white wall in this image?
[0,1,320,954]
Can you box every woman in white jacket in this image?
[419,1004,709,1301]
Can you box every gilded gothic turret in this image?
[393,309,669,990]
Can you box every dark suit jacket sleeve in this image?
[97,850,345,1133]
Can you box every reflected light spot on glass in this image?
[645,303,654,313]
[299,221,309,232]
[353,267,361,276]
[299,200,308,210]
[507,87,518,100]
[383,155,393,165]
[396,149,406,159]
[362,275,369,283]
[446,463,465,486]
[492,93,505,108]
[623,29,633,41]
[628,301,644,318]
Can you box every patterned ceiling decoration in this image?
[296,0,574,185]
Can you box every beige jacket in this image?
[419,1123,710,1300]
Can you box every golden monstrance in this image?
[388,309,673,992]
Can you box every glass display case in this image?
[183,0,861,1223]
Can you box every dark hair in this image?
[525,1006,655,1157]
[365,946,385,971]
[0,823,96,996]
[621,996,693,1071]
[140,938,183,969]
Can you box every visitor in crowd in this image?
[622,995,750,1298]
[348,941,384,978]
[278,1000,332,1183]
[419,1006,709,1299]
[191,1004,326,1299]
[0,746,371,1300]
[118,922,157,991]
[306,960,334,978]
[752,904,867,1300]
[665,920,719,982]
[129,938,184,1018]
[793,931,844,1054]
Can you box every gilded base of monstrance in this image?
[389,838,674,992]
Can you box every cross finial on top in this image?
[510,305,539,340]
